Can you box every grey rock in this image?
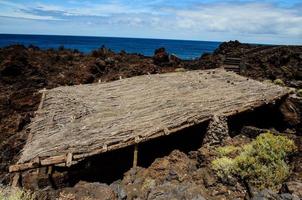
[284,181,302,199]
[251,189,300,200]
[147,182,207,200]
[110,180,127,200]
[280,193,299,200]
[251,189,280,200]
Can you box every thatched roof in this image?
[10,69,289,172]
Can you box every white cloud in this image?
[0,0,60,20]
[34,1,157,17]
[1,11,58,20]
[172,3,302,37]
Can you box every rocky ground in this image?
[0,41,302,199]
[32,129,302,200]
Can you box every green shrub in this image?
[212,157,235,179]
[273,79,285,86]
[0,187,35,200]
[211,132,297,189]
[216,145,240,157]
[297,89,302,97]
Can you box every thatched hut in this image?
[9,69,289,185]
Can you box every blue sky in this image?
[0,0,301,44]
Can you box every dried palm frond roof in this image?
[10,69,289,172]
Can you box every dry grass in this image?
[0,186,35,200]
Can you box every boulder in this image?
[153,47,169,65]
[284,181,302,199]
[147,183,207,200]
[60,181,117,200]
[280,95,302,131]
[251,189,300,200]
[169,54,181,64]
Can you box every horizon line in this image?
[1,32,302,47]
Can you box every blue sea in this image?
[0,34,221,60]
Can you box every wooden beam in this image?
[10,154,70,172]
[9,160,39,173]
[133,144,138,168]
[40,155,66,166]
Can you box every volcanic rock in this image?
[60,181,117,200]
[153,47,169,65]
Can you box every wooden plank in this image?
[9,162,39,173]
[40,155,66,166]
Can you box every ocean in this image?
[0,34,221,60]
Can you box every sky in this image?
[0,0,301,44]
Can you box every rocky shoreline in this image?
[0,41,301,199]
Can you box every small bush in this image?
[273,79,285,86]
[0,186,35,200]
[211,132,297,189]
[212,157,235,179]
[216,145,240,157]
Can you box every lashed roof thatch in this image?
[10,69,289,172]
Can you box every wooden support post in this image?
[47,166,53,175]
[12,173,20,188]
[133,144,138,168]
